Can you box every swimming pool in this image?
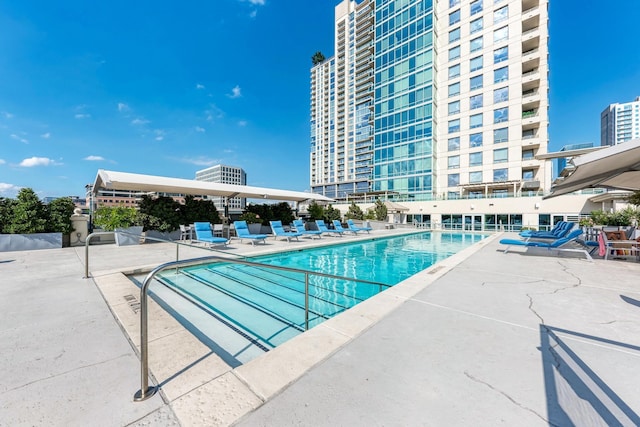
[140,231,485,365]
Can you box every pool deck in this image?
[2,229,640,426]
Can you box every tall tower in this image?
[195,164,247,214]
[601,96,640,146]
[311,0,551,200]
[310,0,374,199]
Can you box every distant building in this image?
[195,164,247,215]
[554,142,594,179]
[601,96,640,146]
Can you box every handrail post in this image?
[84,231,115,279]
[133,270,157,401]
[304,273,309,330]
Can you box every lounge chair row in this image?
[191,219,374,247]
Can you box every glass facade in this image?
[372,0,434,196]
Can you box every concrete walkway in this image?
[1,232,639,426]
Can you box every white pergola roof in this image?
[92,169,334,203]
[545,138,640,198]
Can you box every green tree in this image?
[323,204,342,223]
[0,197,16,234]
[182,195,220,225]
[628,191,640,206]
[8,188,48,234]
[238,212,261,224]
[138,195,182,232]
[345,202,364,220]
[47,197,76,234]
[307,200,325,220]
[373,199,388,221]
[311,51,325,65]
[93,205,141,230]
[271,202,294,225]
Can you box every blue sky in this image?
[1,0,639,199]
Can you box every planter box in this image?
[144,230,181,242]
[248,223,263,234]
[114,226,144,246]
[0,233,63,252]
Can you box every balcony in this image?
[521,26,540,42]
[522,5,540,21]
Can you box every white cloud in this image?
[154,129,165,141]
[84,155,105,161]
[131,118,150,125]
[205,104,225,121]
[117,102,130,112]
[249,10,257,18]
[41,132,51,139]
[227,85,242,99]
[238,120,248,127]
[181,156,220,166]
[10,134,28,144]
[196,84,205,90]
[75,113,91,119]
[2,112,14,119]
[19,157,55,167]
[195,126,205,133]
[0,182,21,194]
[0,159,5,164]
[247,0,265,5]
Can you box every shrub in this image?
[373,199,388,221]
[307,200,325,220]
[239,212,261,224]
[93,205,141,231]
[182,195,221,225]
[323,204,342,223]
[0,198,16,234]
[138,195,182,232]
[345,202,364,220]
[8,188,48,234]
[47,197,76,234]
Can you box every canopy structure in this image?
[92,169,334,203]
[384,201,409,213]
[545,139,640,198]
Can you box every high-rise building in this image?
[311,0,550,201]
[600,96,640,146]
[195,164,247,214]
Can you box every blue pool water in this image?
[144,231,485,365]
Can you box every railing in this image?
[132,254,390,401]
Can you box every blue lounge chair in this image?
[519,221,574,239]
[233,220,268,245]
[500,229,592,260]
[346,219,372,234]
[315,220,344,236]
[193,222,229,247]
[333,220,357,235]
[270,220,302,242]
[292,219,322,239]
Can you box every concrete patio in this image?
[1,230,639,426]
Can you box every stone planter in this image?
[0,233,63,252]
[114,226,144,246]
[248,223,263,234]
[144,230,181,242]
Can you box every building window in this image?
[469,171,483,183]
[523,169,535,181]
[449,28,461,43]
[494,66,508,83]
[448,100,460,115]
[449,9,461,25]
[469,152,483,166]
[470,132,483,147]
[449,45,461,61]
[494,26,508,43]
[494,46,508,63]
[493,87,509,103]
[470,0,483,16]
[448,64,461,78]
[522,149,534,160]
[470,17,483,34]
[448,119,460,133]
[470,113,483,129]
[448,82,460,97]
[493,168,508,182]
[470,55,483,71]
[494,127,508,143]
[448,137,460,151]
[448,155,460,169]
[494,107,508,123]
[470,94,483,110]
[448,173,460,187]
[470,36,483,53]
[494,6,508,24]
[450,0,461,7]
[493,148,508,163]
[470,75,483,91]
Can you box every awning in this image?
[92,170,334,203]
[545,139,640,198]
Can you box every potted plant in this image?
[239,212,263,234]
[93,205,143,246]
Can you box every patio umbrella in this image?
[545,138,640,198]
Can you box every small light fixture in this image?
[534,203,540,209]
[470,204,475,210]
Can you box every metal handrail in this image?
[133,254,390,401]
